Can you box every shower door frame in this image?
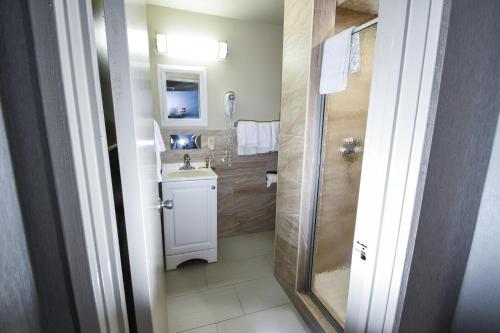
[306,18,379,331]
[306,89,344,330]
[302,0,450,332]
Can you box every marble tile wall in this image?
[274,0,315,295]
[274,0,343,332]
[160,127,278,238]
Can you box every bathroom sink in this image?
[163,167,218,182]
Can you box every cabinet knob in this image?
[212,185,216,190]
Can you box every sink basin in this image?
[163,168,218,182]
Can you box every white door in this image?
[163,180,217,255]
[103,0,167,332]
[345,0,446,332]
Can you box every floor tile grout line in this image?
[181,302,298,333]
[229,275,291,316]
[172,285,245,333]
[169,278,291,331]
[206,272,274,291]
[232,284,246,314]
[171,297,243,333]
[166,284,240,303]
[167,272,281,302]
[215,250,274,264]
[166,263,275,301]
[241,301,292,316]
[168,231,282,332]
[207,302,296,329]
[202,260,209,291]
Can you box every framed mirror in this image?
[158,64,208,127]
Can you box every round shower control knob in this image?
[338,137,363,162]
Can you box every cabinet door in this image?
[163,180,217,255]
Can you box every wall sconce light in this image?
[156,33,228,61]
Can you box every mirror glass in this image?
[166,73,200,119]
[158,65,208,127]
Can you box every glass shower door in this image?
[309,25,377,329]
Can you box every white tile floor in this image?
[165,230,310,333]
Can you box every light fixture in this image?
[156,33,228,61]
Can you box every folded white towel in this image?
[153,120,166,182]
[237,121,258,155]
[237,120,280,155]
[349,31,360,75]
[319,27,356,94]
[270,121,280,151]
[257,122,272,153]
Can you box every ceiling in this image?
[147,0,284,25]
[338,0,379,15]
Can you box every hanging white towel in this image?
[319,27,356,94]
[270,121,280,151]
[237,120,280,155]
[237,121,258,155]
[257,122,273,153]
[153,120,166,182]
[349,31,360,75]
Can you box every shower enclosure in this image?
[307,22,377,330]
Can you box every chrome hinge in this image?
[158,198,173,211]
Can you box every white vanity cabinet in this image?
[162,167,218,270]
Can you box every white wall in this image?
[146,5,283,129]
[452,117,500,332]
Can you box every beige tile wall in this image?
[273,0,340,331]
[274,0,314,300]
[273,1,375,332]
[161,127,277,238]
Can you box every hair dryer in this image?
[224,91,236,119]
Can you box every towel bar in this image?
[234,119,280,127]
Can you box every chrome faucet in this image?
[180,153,195,170]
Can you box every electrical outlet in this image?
[207,136,215,150]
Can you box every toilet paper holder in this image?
[266,170,277,188]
